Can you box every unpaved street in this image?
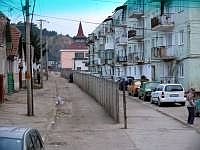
[0,74,200,150]
[46,75,200,150]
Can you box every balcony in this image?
[128,7,144,18]
[128,53,134,63]
[113,19,127,27]
[127,52,144,64]
[98,31,105,37]
[115,37,127,46]
[151,46,176,61]
[94,59,101,65]
[151,14,174,31]
[128,29,143,41]
[105,42,114,50]
[116,56,127,63]
[134,52,144,64]
[101,58,114,65]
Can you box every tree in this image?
[16,22,46,63]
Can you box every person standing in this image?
[186,88,195,125]
[37,69,40,84]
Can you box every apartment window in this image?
[75,52,84,59]
[167,33,172,46]
[179,63,184,77]
[134,45,137,52]
[176,0,184,13]
[152,38,155,47]
[134,66,136,75]
[85,53,89,57]
[128,46,131,54]
[178,30,184,45]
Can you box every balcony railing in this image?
[116,56,127,63]
[101,58,114,65]
[151,14,175,31]
[115,37,127,45]
[128,28,143,40]
[127,52,144,64]
[128,6,144,18]
[151,46,176,60]
[105,42,114,50]
[113,19,127,27]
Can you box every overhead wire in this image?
[1,0,200,36]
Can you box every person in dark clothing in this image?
[69,73,73,83]
[186,88,195,125]
[37,69,40,84]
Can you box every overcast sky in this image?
[0,0,125,36]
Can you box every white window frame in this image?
[178,30,184,46]
[179,63,184,77]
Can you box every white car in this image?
[151,84,186,106]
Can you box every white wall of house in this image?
[74,59,88,71]
[0,46,7,93]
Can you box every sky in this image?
[0,0,126,36]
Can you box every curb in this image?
[127,95,200,134]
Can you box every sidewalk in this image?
[0,73,58,140]
[127,96,200,133]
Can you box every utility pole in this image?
[39,20,43,88]
[37,19,49,87]
[123,79,127,129]
[25,0,33,116]
[45,37,48,80]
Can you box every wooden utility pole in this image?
[123,79,127,129]
[25,0,33,116]
[38,19,44,88]
[39,20,43,88]
[45,37,48,80]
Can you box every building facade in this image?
[60,22,88,71]
[88,0,200,90]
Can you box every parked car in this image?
[151,84,186,106]
[118,76,134,91]
[127,80,141,96]
[0,127,45,150]
[138,81,160,101]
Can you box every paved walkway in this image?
[127,95,200,133]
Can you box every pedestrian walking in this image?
[186,88,195,125]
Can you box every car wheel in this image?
[158,98,162,107]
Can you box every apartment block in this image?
[88,0,200,90]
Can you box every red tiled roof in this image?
[67,42,87,49]
[6,25,21,56]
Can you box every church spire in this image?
[76,21,85,37]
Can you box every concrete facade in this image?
[60,49,88,71]
[88,0,200,90]
[60,22,88,71]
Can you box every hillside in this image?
[47,35,73,61]
[15,22,74,62]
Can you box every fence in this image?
[73,72,120,123]
[0,74,4,103]
[61,69,74,79]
